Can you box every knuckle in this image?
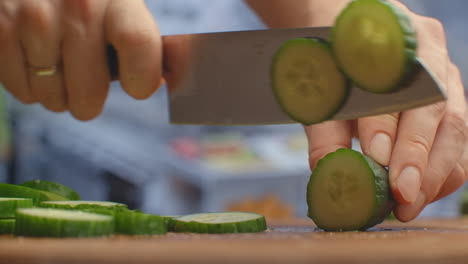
[406,132,432,156]
[20,1,54,34]
[424,17,446,39]
[426,101,447,118]
[114,28,157,50]
[444,110,468,141]
[0,19,12,46]
[64,0,95,27]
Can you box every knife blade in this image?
[134,27,447,125]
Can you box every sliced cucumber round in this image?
[172,212,267,234]
[271,37,349,125]
[0,198,33,218]
[307,149,394,231]
[39,200,127,211]
[115,210,167,236]
[20,180,81,200]
[15,208,114,238]
[0,219,15,235]
[331,0,417,93]
[0,184,68,205]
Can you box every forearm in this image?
[245,0,350,28]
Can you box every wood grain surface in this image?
[2,218,468,264]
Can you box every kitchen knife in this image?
[109,26,447,125]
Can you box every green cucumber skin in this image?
[307,149,395,231]
[39,201,128,211]
[115,211,167,236]
[0,219,15,235]
[271,37,350,125]
[0,184,68,205]
[163,216,180,232]
[331,0,417,93]
[172,213,267,234]
[20,180,81,200]
[0,198,33,218]
[359,155,395,230]
[15,210,114,238]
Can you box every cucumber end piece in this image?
[307,148,394,232]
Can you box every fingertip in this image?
[393,191,427,222]
[70,106,103,122]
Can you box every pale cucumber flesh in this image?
[271,38,349,125]
[307,149,394,231]
[332,0,417,93]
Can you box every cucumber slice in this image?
[271,38,349,125]
[115,210,167,236]
[15,208,114,238]
[0,219,15,235]
[20,180,81,200]
[172,212,267,234]
[331,0,417,93]
[307,149,394,231]
[0,198,33,218]
[39,200,127,211]
[0,184,68,205]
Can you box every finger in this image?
[0,8,36,104]
[163,35,192,93]
[433,112,468,202]
[357,113,399,166]
[433,164,467,203]
[105,0,162,100]
[19,0,67,112]
[395,63,467,221]
[62,0,110,121]
[306,120,354,170]
[389,101,446,204]
[415,16,449,90]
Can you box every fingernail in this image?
[369,133,392,165]
[395,192,426,222]
[397,167,421,203]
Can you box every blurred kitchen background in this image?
[0,0,467,221]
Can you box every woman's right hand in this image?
[0,0,163,120]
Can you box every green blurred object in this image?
[0,84,11,161]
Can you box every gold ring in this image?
[30,65,58,77]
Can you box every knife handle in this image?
[107,45,120,80]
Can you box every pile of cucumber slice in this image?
[0,181,267,238]
[271,0,417,125]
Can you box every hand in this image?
[306,4,467,222]
[0,0,163,120]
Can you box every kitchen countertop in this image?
[2,218,468,264]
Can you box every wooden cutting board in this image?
[2,218,468,264]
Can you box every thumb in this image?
[305,120,354,170]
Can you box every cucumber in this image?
[115,210,167,236]
[0,198,33,218]
[172,212,267,234]
[271,37,349,125]
[0,184,68,205]
[20,180,81,200]
[163,216,180,232]
[331,0,417,93]
[15,208,114,238]
[307,149,394,231]
[0,219,15,235]
[39,201,127,211]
